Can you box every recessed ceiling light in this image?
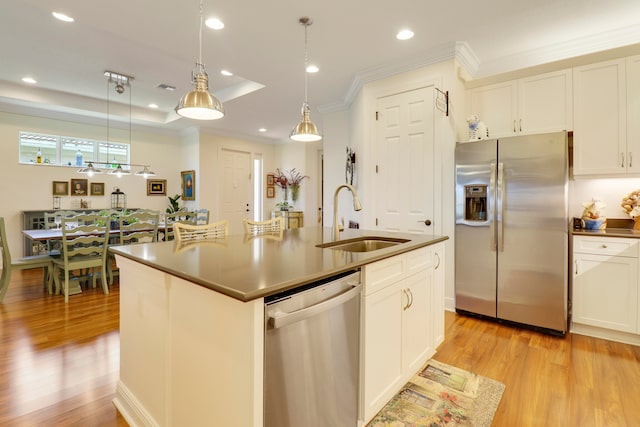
[52,12,74,23]
[148,103,159,109]
[220,70,233,77]
[306,65,319,73]
[396,29,414,40]
[205,18,224,30]
[258,128,267,133]
[21,77,37,84]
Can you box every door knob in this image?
[423,219,432,226]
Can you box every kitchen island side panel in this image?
[113,256,264,427]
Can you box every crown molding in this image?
[475,23,640,78]
[319,41,479,114]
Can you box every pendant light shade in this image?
[175,0,224,120]
[290,102,321,142]
[290,17,322,142]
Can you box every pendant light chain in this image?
[303,21,309,105]
[198,0,203,66]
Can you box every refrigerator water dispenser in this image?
[464,185,487,221]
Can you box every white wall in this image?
[570,176,640,220]
[0,111,185,256]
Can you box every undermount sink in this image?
[316,236,410,253]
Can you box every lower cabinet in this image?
[359,242,444,425]
[572,236,639,337]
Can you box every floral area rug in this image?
[367,359,505,427]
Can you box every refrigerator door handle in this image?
[490,162,497,251]
[497,162,505,252]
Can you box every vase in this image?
[282,186,289,201]
[290,184,300,202]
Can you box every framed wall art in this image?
[52,181,69,196]
[90,182,105,196]
[70,178,88,196]
[147,179,167,196]
[266,173,274,186]
[181,170,195,201]
[266,186,275,198]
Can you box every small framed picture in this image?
[90,182,105,196]
[52,181,69,196]
[147,179,167,196]
[266,186,275,198]
[181,170,195,201]
[266,173,274,186]
[70,178,88,196]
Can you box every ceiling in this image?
[1,0,640,143]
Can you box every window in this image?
[19,131,130,168]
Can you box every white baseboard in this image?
[113,381,160,427]
[444,297,455,312]
[571,323,640,347]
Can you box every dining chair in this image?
[0,217,55,302]
[52,213,110,303]
[161,211,195,241]
[192,208,210,225]
[173,220,229,242]
[243,217,284,235]
[43,210,79,255]
[106,210,160,285]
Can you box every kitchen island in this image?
[110,227,448,427]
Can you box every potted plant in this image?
[276,201,291,211]
[286,168,309,202]
[167,194,182,214]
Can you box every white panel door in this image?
[220,149,252,234]
[376,86,435,233]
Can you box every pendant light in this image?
[290,17,322,142]
[175,0,224,120]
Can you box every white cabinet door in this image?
[361,281,404,422]
[469,80,518,138]
[627,55,640,173]
[432,244,445,347]
[518,69,572,135]
[468,69,572,139]
[402,269,432,376]
[573,252,638,333]
[573,58,627,175]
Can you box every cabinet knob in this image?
[601,244,608,249]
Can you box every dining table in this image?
[22,224,170,297]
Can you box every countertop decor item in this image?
[621,190,640,229]
[581,198,606,230]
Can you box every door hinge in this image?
[375,111,379,120]
[375,165,379,173]
[375,218,379,226]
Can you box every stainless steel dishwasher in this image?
[264,270,362,427]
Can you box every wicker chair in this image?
[173,220,228,242]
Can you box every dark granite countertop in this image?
[109,226,448,302]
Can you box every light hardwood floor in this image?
[1,268,640,426]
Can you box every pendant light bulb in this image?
[290,16,322,142]
[175,0,224,120]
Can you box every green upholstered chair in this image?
[52,213,110,303]
[0,217,55,301]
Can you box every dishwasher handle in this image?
[269,283,362,329]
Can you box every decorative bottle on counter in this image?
[75,148,83,166]
[36,148,42,164]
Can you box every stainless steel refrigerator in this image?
[455,132,568,334]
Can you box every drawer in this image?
[573,235,639,257]
[363,255,403,296]
[404,246,431,273]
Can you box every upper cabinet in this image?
[468,69,572,138]
[573,58,628,176]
